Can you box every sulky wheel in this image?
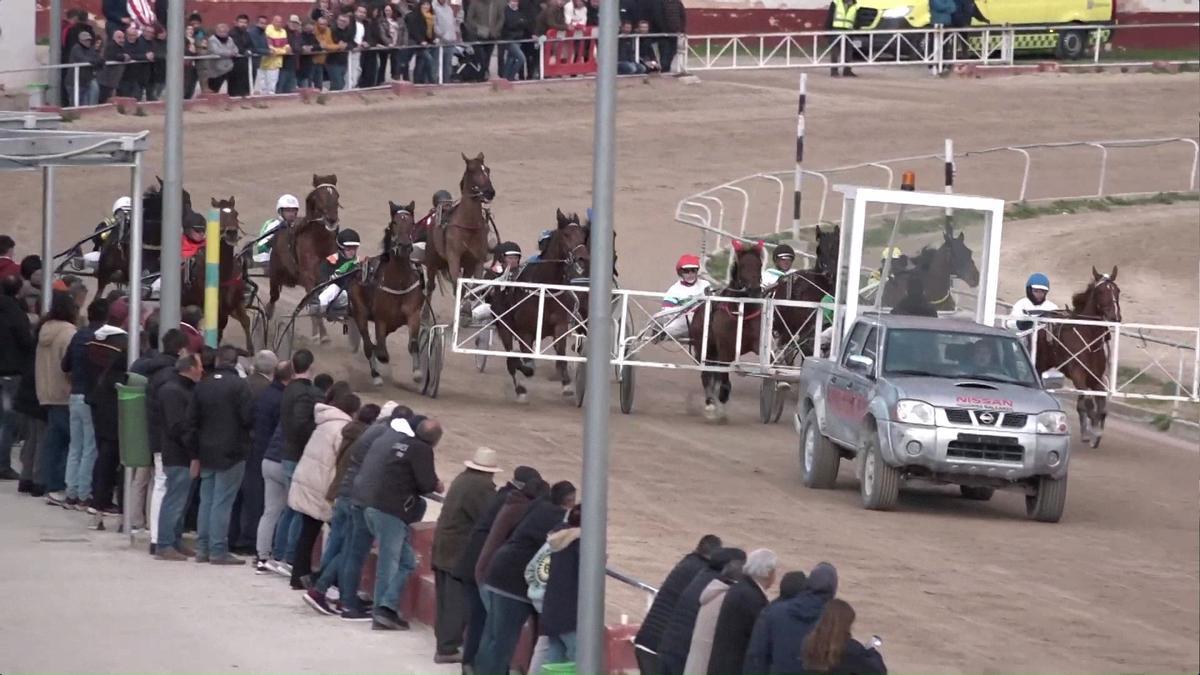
[619,362,635,414]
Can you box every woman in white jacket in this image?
[288,395,359,588]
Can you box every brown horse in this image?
[690,241,765,421]
[94,182,181,299]
[424,153,496,310]
[179,197,256,350]
[1035,266,1122,448]
[349,201,427,387]
[491,210,590,403]
[267,174,341,342]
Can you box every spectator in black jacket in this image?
[617,19,646,74]
[326,12,357,90]
[540,504,583,665]
[799,598,886,675]
[62,298,106,504]
[634,534,722,671]
[66,30,105,106]
[744,562,839,675]
[155,353,202,561]
[658,547,748,675]
[188,345,254,564]
[254,360,291,573]
[278,15,304,93]
[352,415,443,630]
[660,0,684,71]
[83,297,131,516]
[298,20,324,88]
[635,19,661,72]
[275,349,317,568]
[119,25,154,100]
[476,480,577,675]
[228,349,279,555]
[707,548,778,675]
[134,328,187,549]
[97,29,131,103]
[145,25,168,100]
[229,15,255,96]
[0,274,34,481]
[402,0,435,84]
[499,0,529,81]
[102,0,131,37]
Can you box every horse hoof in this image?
[561,384,575,397]
[516,393,529,405]
[320,335,333,346]
[1090,434,1102,449]
[372,376,383,387]
[703,403,717,421]
[412,370,423,384]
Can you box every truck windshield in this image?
[882,329,1037,386]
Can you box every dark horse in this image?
[1035,266,1122,448]
[180,197,256,350]
[491,210,590,403]
[349,201,427,387]
[95,181,183,299]
[424,153,497,309]
[880,225,980,312]
[767,225,841,360]
[267,174,341,343]
[690,240,765,422]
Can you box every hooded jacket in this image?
[133,350,178,454]
[279,376,318,462]
[484,497,567,599]
[189,365,254,470]
[337,418,392,500]
[658,550,745,674]
[474,488,535,585]
[253,378,285,462]
[351,418,439,522]
[540,525,581,637]
[157,373,197,466]
[432,466,497,574]
[83,324,129,441]
[707,576,769,675]
[744,563,839,675]
[684,577,735,675]
[62,321,100,395]
[454,483,517,582]
[34,319,75,406]
[327,418,368,502]
[0,294,34,376]
[288,403,352,521]
[636,551,710,652]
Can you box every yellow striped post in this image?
[204,209,220,347]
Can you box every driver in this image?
[653,254,710,342]
[525,229,553,264]
[148,218,207,298]
[254,194,301,266]
[1007,272,1058,332]
[762,244,797,287]
[869,246,905,284]
[78,197,133,270]
[966,339,1008,379]
[471,241,522,323]
[316,228,362,317]
[415,189,455,245]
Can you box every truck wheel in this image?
[1025,475,1068,523]
[800,409,839,489]
[1055,30,1088,60]
[960,485,995,501]
[859,428,900,510]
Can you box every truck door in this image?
[843,327,880,447]
[828,322,870,443]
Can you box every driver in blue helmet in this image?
[1007,272,1058,332]
[526,229,553,263]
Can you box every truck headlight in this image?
[895,399,935,426]
[1037,410,1069,435]
[881,5,913,18]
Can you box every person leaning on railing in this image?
[97,29,130,104]
[205,24,240,94]
[403,0,437,84]
[66,30,105,106]
[499,0,530,81]
[616,19,646,74]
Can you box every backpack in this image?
[525,541,553,612]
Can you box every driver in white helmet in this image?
[470,241,523,323]
[652,254,711,342]
[253,194,301,267]
[77,196,133,271]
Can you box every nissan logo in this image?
[977,412,996,425]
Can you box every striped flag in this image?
[127,0,157,28]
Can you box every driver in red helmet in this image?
[653,254,711,342]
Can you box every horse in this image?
[179,197,256,350]
[267,174,341,343]
[423,153,497,310]
[690,241,765,421]
[880,225,980,312]
[1035,266,1122,448]
[491,209,590,403]
[348,201,427,387]
[94,181,178,299]
[767,225,840,360]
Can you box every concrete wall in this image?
[1,0,40,96]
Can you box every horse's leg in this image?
[1090,394,1107,448]
[1075,393,1092,444]
[554,319,574,397]
[406,308,423,384]
[506,356,529,404]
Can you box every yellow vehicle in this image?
[849,0,1114,59]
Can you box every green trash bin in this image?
[541,663,576,675]
[117,375,152,469]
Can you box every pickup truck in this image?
[794,313,1071,522]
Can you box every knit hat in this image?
[511,465,541,490]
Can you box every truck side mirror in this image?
[847,354,874,375]
[1041,370,1065,390]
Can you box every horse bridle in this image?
[218,206,243,245]
[308,183,340,231]
[1084,276,1122,322]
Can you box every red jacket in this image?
[0,256,19,280]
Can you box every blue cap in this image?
[538,229,553,242]
[586,207,594,223]
[1026,273,1049,290]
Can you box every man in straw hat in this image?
[431,446,502,663]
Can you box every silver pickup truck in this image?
[794,313,1071,522]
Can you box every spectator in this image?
[62,9,97,53]
[205,23,239,93]
[64,275,89,311]
[660,0,684,72]
[154,353,202,560]
[499,0,528,81]
[188,12,207,40]
[180,306,204,354]
[249,15,271,88]
[324,12,356,91]
[136,328,187,550]
[432,0,459,83]
[476,480,575,675]
[563,0,587,30]
[587,0,600,24]
[538,503,583,666]
[0,236,18,280]
[684,548,749,674]
[707,549,778,675]
[17,255,44,316]
[61,298,106,505]
[298,19,325,88]
[635,534,723,667]
[384,3,405,81]
[658,547,748,675]
[258,15,289,95]
[799,599,887,674]
[466,0,504,80]
[535,0,567,35]
[617,19,645,74]
[279,15,304,93]
[254,360,292,572]
[82,297,131,518]
[357,5,385,87]
[273,348,318,579]
[402,0,436,84]
[636,19,661,72]
[0,274,33,481]
[350,5,370,87]
[743,562,839,675]
[189,345,254,564]
[97,28,129,102]
[229,350,279,556]
[288,391,359,588]
[102,0,132,37]
[430,446,501,663]
[145,24,168,100]
[66,31,104,106]
[351,414,444,630]
[119,25,152,100]
[311,0,334,23]
[185,24,203,97]
[229,15,254,96]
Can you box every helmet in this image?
[676,254,701,273]
[275,194,300,213]
[497,241,522,257]
[337,229,362,248]
[1026,273,1050,291]
[432,189,453,206]
[537,229,553,243]
[881,246,903,260]
[112,196,132,214]
[773,244,795,260]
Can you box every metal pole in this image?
[128,156,144,366]
[792,73,806,249]
[48,0,63,107]
[160,0,185,336]
[204,210,220,346]
[41,167,55,316]
[576,0,618,666]
[943,138,954,229]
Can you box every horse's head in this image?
[211,196,241,246]
[384,200,417,259]
[730,240,764,295]
[814,224,840,277]
[942,228,979,287]
[460,152,496,204]
[549,208,590,283]
[308,173,341,231]
[1090,265,1122,322]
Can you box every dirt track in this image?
[5,69,1199,671]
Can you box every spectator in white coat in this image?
[432,0,459,83]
